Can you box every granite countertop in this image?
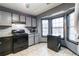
[0,33,13,38]
[0,32,40,38]
[0,33,32,38]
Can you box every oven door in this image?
[13,34,28,48]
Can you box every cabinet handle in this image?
[0,42,2,45]
[78,36,79,39]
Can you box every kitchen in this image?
[0,4,40,55]
[0,3,79,56]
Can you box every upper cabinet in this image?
[12,14,26,24]
[26,16,37,27]
[0,11,11,26]
[12,13,19,23]
[32,17,37,27]
[0,10,36,27]
[26,16,31,27]
[20,15,25,23]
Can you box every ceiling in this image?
[0,3,62,16]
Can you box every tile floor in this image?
[7,43,76,56]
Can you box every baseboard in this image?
[39,42,47,43]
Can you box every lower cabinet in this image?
[35,34,40,44]
[28,35,34,46]
[0,37,12,56]
[28,34,40,46]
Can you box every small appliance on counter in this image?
[12,29,28,53]
[26,27,37,33]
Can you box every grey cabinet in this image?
[32,17,37,27]
[20,15,25,23]
[35,34,40,44]
[26,16,37,27]
[0,37,12,55]
[12,14,26,24]
[12,13,19,23]
[0,11,11,26]
[28,35,34,46]
[26,16,31,27]
[28,34,40,46]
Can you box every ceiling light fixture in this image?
[25,4,30,8]
[46,3,51,5]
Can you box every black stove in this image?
[12,29,28,53]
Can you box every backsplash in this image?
[0,27,12,36]
[12,24,30,34]
[0,24,31,37]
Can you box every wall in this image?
[0,24,30,37]
[0,27,12,37]
[37,3,75,42]
[0,5,36,37]
[37,3,79,55]
[12,24,30,34]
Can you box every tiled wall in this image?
[0,24,30,37]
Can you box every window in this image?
[42,20,48,36]
[52,17,64,38]
[68,12,77,41]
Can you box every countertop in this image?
[0,34,13,38]
[0,32,40,38]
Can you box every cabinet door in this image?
[28,35,34,46]
[0,11,1,24]
[0,37,12,55]
[32,17,36,27]
[0,39,3,52]
[0,11,11,26]
[12,13,19,23]
[35,35,40,44]
[20,15,25,23]
[26,16,31,27]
